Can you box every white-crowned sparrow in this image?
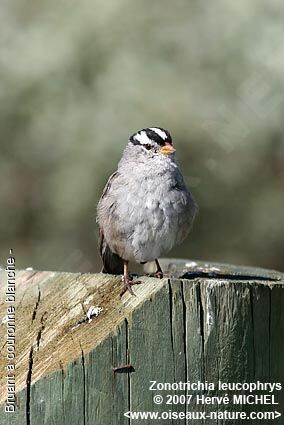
[97,127,197,294]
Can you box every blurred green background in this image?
[0,0,283,273]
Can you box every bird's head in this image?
[128,127,176,158]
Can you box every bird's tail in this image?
[99,231,124,275]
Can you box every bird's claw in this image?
[120,275,141,297]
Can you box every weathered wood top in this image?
[0,260,283,424]
[0,269,167,403]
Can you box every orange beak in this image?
[159,142,176,156]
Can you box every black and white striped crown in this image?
[129,127,172,147]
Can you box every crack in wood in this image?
[31,287,41,322]
[168,280,175,356]
[25,272,38,283]
[36,312,47,351]
[79,342,86,425]
[26,346,34,425]
[59,361,65,419]
[196,283,205,381]
[180,280,188,421]
[125,318,131,425]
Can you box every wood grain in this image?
[0,262,283,424]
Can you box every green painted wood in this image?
[169,279,187,383]
[0,264,283,425]
[169,279,188,422]
[128,284,176,420]
[63,356,85,425]
[0,391,26,425]
[29,372,64,425]
[109,321,129,423]
[84,324,128,424]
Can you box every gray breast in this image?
[97,153,197,263]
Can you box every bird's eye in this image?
[144,144,152,150]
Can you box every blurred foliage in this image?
[0,0,283,272]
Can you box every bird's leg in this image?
[120,261,141,297]
[145,259,164,278]
[122,261,134,295]
[154,259,164,278]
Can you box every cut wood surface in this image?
[0,260,283,425]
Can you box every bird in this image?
[97,127,197,295]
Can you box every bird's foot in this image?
[120,275,141,297]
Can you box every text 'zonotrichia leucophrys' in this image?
[97,127,197,295]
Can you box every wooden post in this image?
[0,260,283,424]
